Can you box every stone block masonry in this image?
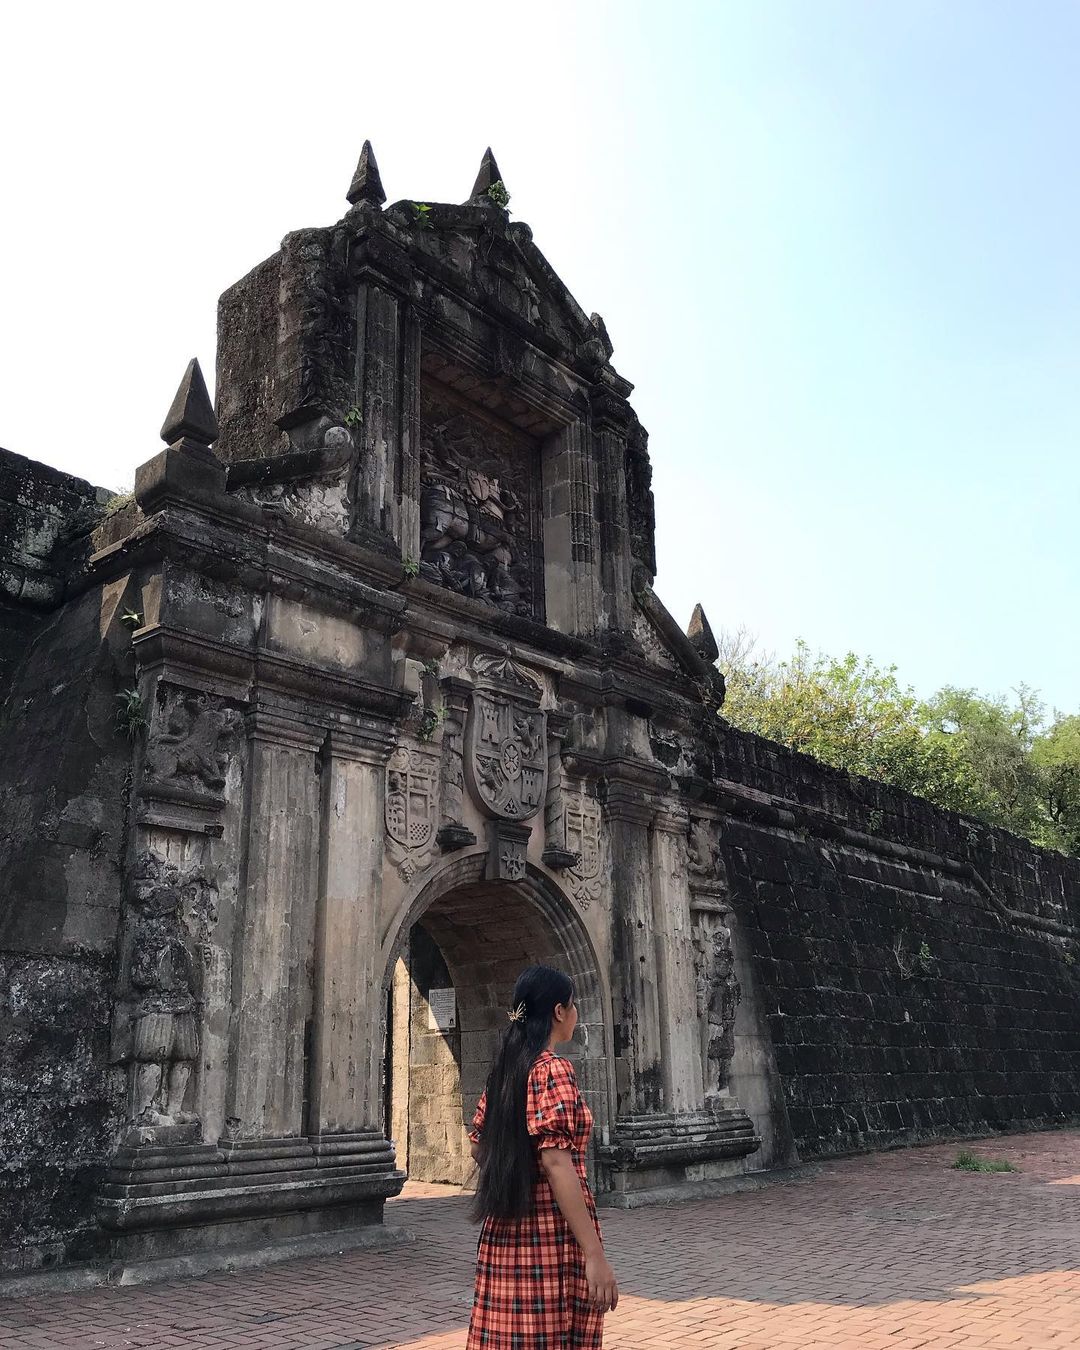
[712,722,1080,1157]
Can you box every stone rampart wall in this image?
[715,723,1080,1157]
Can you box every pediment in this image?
[382,199,616,374]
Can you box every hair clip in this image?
[507,1002,527,1024]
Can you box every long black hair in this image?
[470,964,575,1222]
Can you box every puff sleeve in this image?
[467,1091,487,1144]
[526,1055,577,1151]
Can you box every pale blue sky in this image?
[2,1,1076,712]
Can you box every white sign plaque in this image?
[427,987,457,1032]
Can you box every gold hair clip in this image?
[507,1002,526,1024]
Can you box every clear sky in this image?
[2,1,1076,714]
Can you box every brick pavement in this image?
[2,1129,1080,1349]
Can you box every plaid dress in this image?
[467,1050,605,1349]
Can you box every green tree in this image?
[1031,714,1080,854]
[718,633,1080,858]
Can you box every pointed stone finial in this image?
[468,147,506,202]
[686,604,719,664]
[136,358,225,511]
[347,139,386,207]
[160,358,218,447]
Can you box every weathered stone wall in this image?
[403,924,467,1185]
[0,571,136,1271]
[713,722,1080,1159]
[0,449,110,693]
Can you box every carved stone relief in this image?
[691,910,739,1100]
[562,781,605,911]
[687,815,728,896]
[144,686,243,801]
[231,426,353,533]
[436,678,476,852]
[113,852,201,1133]
[418,380,543,618]
[466,691,546,821]
[385,745,438,881]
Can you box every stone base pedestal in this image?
[596,1107,761,1205]
[95,1131,404,1266]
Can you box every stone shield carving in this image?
[385,746,437,880]
[565,783,604,910]
[467,692,547,821]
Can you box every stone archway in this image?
[381,853,609,1186]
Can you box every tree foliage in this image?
[718,631,1080,857]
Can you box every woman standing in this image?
[466,965,619,1349]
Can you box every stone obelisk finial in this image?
[160,358,219,447]
[135,358,226,512]
[686,603,719,664]
[347,140,386,208]
[467,147,507,203]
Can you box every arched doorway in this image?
[381,853,609,1186]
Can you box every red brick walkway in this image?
[3,1129,1080,1348]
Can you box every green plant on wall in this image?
[417,702,446,742]
[119,609,143,631]
[892,934,935,980]
[411,202,434,230]
[343,406,362,428]
[487,180,510,208]
[115,688,147,739]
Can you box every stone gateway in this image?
[2,144,1080,1283]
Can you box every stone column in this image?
[650,804,703,1112]
[309,724,396,1135]
[227,709,324,1139]
[605,782,665,1116]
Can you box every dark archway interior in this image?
[385,878,607,1186]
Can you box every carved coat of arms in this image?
[385,746,437,880]
[467,693,547,821]
[565,783,604,909]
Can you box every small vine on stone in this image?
[487,180,511,209]
[411,202,434,230]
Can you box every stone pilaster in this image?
[650,804,702,1112]
[604,781,665,1116]
[226,709,324,1140]
[348,237,414,550]
[591,390,636,631]
[309,724,397,1135]
[542,420,604,635]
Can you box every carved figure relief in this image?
[144,686,242,801]
[687,816,728,896]
[385,745,437,881]
[467,691,547,820]
[691,912,739,1100]
[116,853,200,1127]
[418,380,542,618]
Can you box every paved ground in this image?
[3,1129,1080,1348]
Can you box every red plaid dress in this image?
[466,1049,604,1349]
